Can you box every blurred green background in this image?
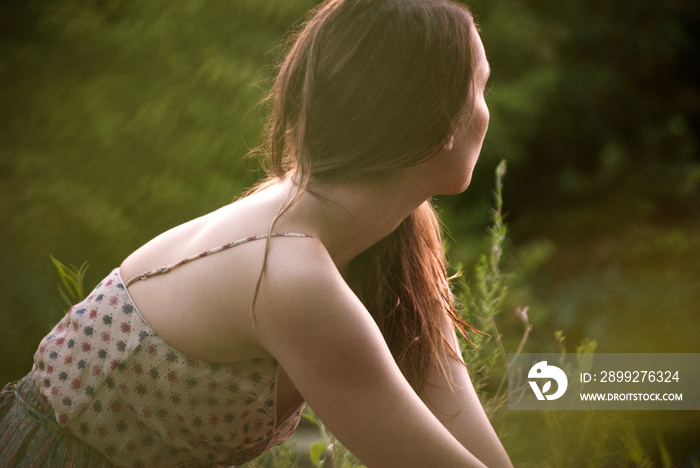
[1,0,699,465]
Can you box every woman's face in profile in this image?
[424,24,490,196]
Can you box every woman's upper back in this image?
[118,181,324,364]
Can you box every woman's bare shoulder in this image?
[252,235,351,316]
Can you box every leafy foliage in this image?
[50,256,88,313]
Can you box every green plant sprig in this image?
[50,255,89,313]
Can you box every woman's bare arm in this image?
[419,312,513,467]
[252,243,487,468]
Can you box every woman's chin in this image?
[439,173,473,196]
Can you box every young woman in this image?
[1,0,512,466]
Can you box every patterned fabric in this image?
[6,233,313,467]
[1,375,116,468]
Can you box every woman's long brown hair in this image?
[252,0,479,391]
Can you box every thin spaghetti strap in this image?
[125,232,315,287]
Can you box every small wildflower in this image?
[515,306,530,324]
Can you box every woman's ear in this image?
[444,136,454,151]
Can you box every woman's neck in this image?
[270,171,431,272]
